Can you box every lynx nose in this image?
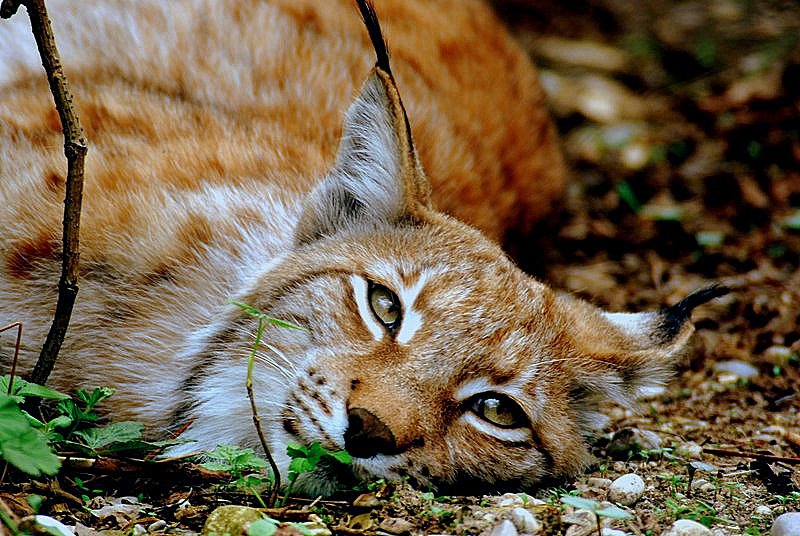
[344,407,398,458]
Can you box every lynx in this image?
[0,0,724,495]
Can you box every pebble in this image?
[511,507,540,534]
[379,517,415,535]
[491,519,519,536]
[662,519,712,536]
[713,359,759,380]
[675,442,703,459]
[754,505,773,518]
[607,427,662,459]
[602,529,627,536]
[132,525,147,536]
[771,512,800,536]
[497,493,525,507]
[608,473,645,506]
[148,519,167,532]
[564,510,597,536]
[202,505,265,536]
[587,477,613,489]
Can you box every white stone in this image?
[491,519,519,536]
[602,529,627,536]
[771,512,800,536]
[713,359,759,379]
[511,507,540,534]
[30,516,75,536]
[754,505,773,518]
[675,442,703,459]
[662,519,712,536]
[497,493,525,507]
[608,473,645,506]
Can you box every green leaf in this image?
[230,301,306,331]
[73,421,143,450]
[0,375,70,403]
[76,387,115,411]
[596,506,634,520]
[247,518,278,536]
[560,495,598,511]
[286,443,308,459]
[0,395,60,476]
[326,449,353,465]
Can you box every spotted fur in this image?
[0,0,719,495]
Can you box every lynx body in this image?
[0,0,718,494]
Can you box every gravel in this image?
[608,473,645,505]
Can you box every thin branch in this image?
[0,322,23,394]
[1,0,88,386]
[703,447,800,465]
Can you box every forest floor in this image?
[2,1,798,535]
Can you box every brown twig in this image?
[0,322,23,394]
[58,455,229,480]
[703,447,800,465]
[1,0,88,386]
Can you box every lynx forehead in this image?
[0,0,724,495]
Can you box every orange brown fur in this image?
[0,0,716,495]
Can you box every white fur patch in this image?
[395,271,430,344]
[461,412,531,443]
[351,275,384,341]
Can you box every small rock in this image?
[379,517,415,535]
[20,516,75,536]
[148,520,167,532]
[202,505,265,536]
[132,525,147,536]
[602,529,626,536]
[675,442,703,459]
[564,509,597,536]
[607,428,662,459]
[497,493,525,507]
[608,473,645,506]
[689,478,708,490]
[511,507,540,534]
[587,477,613,489]
[662,519,712,536]
[765,345,793,364]
[713,360,759,380]
[491,519,519,536]
[755,505,773,518]
[771,512,800,536]
[352,493,381,508]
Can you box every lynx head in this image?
[183,1,727,495]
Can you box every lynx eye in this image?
[368,282,401,329]
[469,393,527,429]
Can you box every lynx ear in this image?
[555,285,729,430]
[294,0,430,245]
[294,69,431,244]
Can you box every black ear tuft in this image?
[355,0,392,76]
[658,284,730,340]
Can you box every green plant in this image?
[0,375,68,477]
[560,495,633,536]
[662,497,733,527]
[202,444,272,507]
[284,442,352,505]
[232,300,308,506]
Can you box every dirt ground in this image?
[2,1,798,535]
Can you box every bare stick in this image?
[703,447,800,465]
[0,322,23,394]
[1,0,88,386]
